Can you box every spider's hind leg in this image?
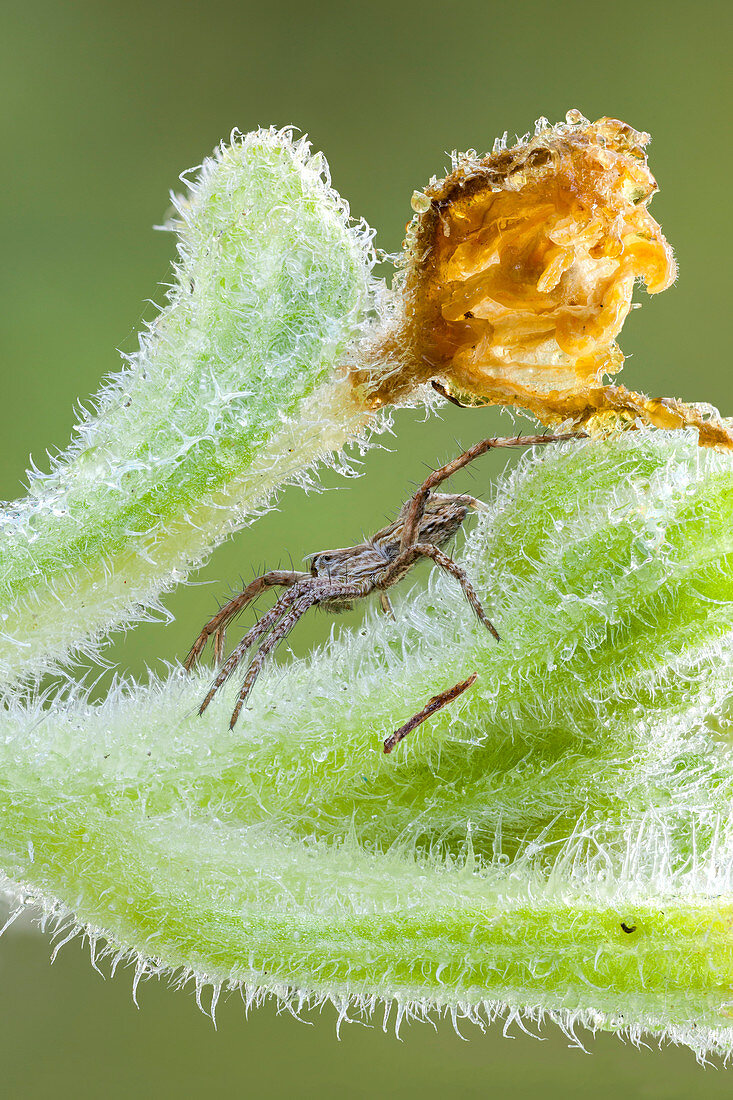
[198,583,308,716]
[184,569,308,670]
[228,593,317,728]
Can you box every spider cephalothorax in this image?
[305,492,480,611]
[185,432,578,734]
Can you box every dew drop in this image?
[411,190,431,214]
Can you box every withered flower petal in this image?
[353,112,732,449]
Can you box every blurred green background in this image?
[1,0,731,1094]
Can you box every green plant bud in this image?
[0,128,379,685]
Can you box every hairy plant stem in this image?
[0,128,380,685]
[2,431,733,1058]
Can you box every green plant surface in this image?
[3,430,733,1059]
[0,128,378,686]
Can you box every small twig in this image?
[384,673,478,754]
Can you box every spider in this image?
[184,432,578,734]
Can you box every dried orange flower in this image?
[353,111,732,449]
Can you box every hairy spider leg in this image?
[376,539,497,638]
[198,582,310,714]
[203,578,373,726]
[228,592,319,728]
[413,543,500,640]
[184,570,308,670]
[373,540,499,640]
[379,592,396,619]
[399,432,583,551]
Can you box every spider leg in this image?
[198,584,308,715]
[377,543,499,641]
[384,673,478,754]
[413,542,500,640]
[213,629,226,666]
[228,593,318,728]
[229,575,373,727]
[379,592,396,619]
[184,570,308,670]
[399,431,584,551]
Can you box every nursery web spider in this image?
[185,432,579,739]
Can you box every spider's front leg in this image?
[398,431,583,552]
[383,431,584,635]
[414,543,499,640]
[376,541,500,641]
